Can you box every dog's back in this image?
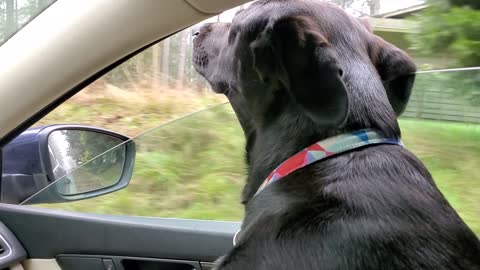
[236,145,480,269]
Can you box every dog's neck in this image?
[237,63,402,204]
[254,129,403,196]
[241,113,344,203]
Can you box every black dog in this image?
[193,0,480,269]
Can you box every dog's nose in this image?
[191,26,201,39]
[192,23,216,38]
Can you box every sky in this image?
[380,0,424,13]
[203,0,426,23]
[353,0,424,14]
[13,0,425,25]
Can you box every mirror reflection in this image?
[48,129,126,195]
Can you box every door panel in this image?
[0,204,239,268]
[21,259,62,270]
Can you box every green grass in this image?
[400,118,480,235]
[34,94,480,235]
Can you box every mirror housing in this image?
[1,125,135,205]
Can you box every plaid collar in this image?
[254,129,403,196]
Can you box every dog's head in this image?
[193,0,416,200]
[194,0,415,131]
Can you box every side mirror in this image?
[1,125,135,204]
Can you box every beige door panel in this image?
[10,259,61,270]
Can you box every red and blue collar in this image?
[254,129,403,196]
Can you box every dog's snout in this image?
[191,25,205,40]
[191,24,210,40]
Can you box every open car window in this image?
[21,103,247,221]
[21,68,480,232]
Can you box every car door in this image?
[0,203,238,270]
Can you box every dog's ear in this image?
[369,36,416,116]
[250,16,348,126]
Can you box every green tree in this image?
[449,0,479,9]
[409,0,480,106]
[410,0,480,68]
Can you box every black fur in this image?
[192,0,480,269]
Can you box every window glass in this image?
[24,104,246,221]
[23,69,480,231]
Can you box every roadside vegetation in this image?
[35,86,480,236]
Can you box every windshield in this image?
[0,0,56,46]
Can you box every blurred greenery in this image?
[401,119,480,235]
[33,93,480,236]
[409,0,480,68]
[405,69,480,114]
[36,102,246,220]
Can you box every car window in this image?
[20,68,480,231]
[3,1,479,234]
[0,0,56,46]
[23,103,246,220]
